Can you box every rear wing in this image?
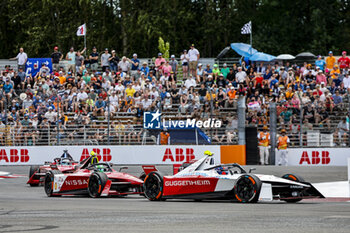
[141,165,158,175]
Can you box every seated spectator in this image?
[216,87,226,108]
[333,117,349,146]
[216,74,226,88]
[205,75,214,88]
[162,61,172,77]
[252,72,263,89]
[236,67,247,84]
[226,68,236,86]
[118,56,130,73]
[247,97,261,112]
[315,107,331,130]
[279,108,293,125]
[316,70,327,84]
[141,96,152,111]
[220,63,230,79]
[163,93,172,110]
[204,64,213,76]
[332,90,343,109]
[179,94,189,114]
[212,64,220,79]
[303,104,315,123]
[94,96,105,116]
[44,107,57,125]
[123,120,135,143]
[184,75,196,89]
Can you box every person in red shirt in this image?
[252,72,263,88]
[338,51,350,69]
[312,85,323,97]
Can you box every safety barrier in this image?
[0,145,245,165]
[278,148,350,166]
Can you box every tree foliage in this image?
[158,37,170,59]
[1,0,349,58]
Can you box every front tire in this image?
[29,165,40,187]
[234,174,262,203]
[281,174,304,203]
[88,172,108,198]
[44,170,62,197]
[143,172,164,201]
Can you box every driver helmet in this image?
[96,165,104,172]
[90,151,96,156]
[215,166,224,174]
[204,150,214,156]
[61,159,70,165]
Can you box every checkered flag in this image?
[241,21,251,34]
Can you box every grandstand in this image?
[0,52,349,148]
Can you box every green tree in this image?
[158,37,170,59]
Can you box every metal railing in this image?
[1,93,348,147]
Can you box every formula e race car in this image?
[27,152,79,187]
[143,154,325,203]
[44,155,143,198]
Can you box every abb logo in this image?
[162,148,195,162]
[299,151,331,165]
[0,149,29,163]
[79,148,112,162]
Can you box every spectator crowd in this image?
[0,46,349,146]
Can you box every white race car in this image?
[143,154,325,203]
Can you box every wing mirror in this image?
[119,166,128,172]
[249,168,256,173]
[109,163,114,167]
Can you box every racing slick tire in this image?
[44,170,63,197]
[233,174,262,203]
[88,172,108,198]
[29,165,40,187]
[281,174,305,203]
[143,172,164,201]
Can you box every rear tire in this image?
[143,172,164,201]
[29,165,40,187]
[88,172,108,198]
[281,174,304,203]
[44,170,62,197]
[234,174,262,203]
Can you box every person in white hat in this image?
[220,63,230,78]
[196,63,204,82]
[163,92,172,110]
[128,53,140,78]
[169,55,178,77]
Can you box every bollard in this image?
[237,96,246,145]
[269,102,277,165]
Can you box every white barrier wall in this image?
[0,146,221,165]
[286,148,350,166]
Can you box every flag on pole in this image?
[76,24,86,36]
[241,21,251,34]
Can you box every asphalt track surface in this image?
[0,165,349,233]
